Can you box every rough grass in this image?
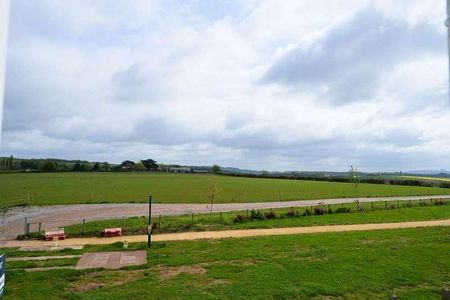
[61,200,450,237]
[1,172,449,207]
[3,227,450,299]
[8,257,79,269]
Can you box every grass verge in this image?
[3,226,450,299]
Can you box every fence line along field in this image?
[1,172,450,207]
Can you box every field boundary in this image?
[2,219,449,249]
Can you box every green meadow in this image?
[1,172,450,207]
[4,226,450,299]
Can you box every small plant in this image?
[264,209,276,219]
[233,214,246,223]
[314,207,325,215]
[327,208,333,214]
[335,207,351,213]
[286,208,299,217]
[250,209,265,220]
[303,209,312,216]
[406,201,413,208]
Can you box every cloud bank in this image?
[1,0,449,171]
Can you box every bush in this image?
[335,207,351,213]
[314,207,325,215]
[302,209,312,216]
[233,214,246,223]
[286,208,300,217]
[264,209,276,219]
[434,199,446,205]
[250,209,265,220]
[327,208,333,214]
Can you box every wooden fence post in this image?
[191,212,194,225]
[158,215,161,229]
[38,222,42,233]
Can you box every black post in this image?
[148,196,152,248]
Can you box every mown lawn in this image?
[1,172,450,207]
[4,226,450,299]
[61,200,450,237]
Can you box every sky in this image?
[1,0,449,172]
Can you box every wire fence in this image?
[18,197,450,239]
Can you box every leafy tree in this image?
[135,162,145,171]
[102,162,110,171]
[120,160,135,170]
[212,164,221,174]
[73,162,81,171]
[92,162,100,171]
[43,161,57,171]
[141,159,158,171]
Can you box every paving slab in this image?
[75,250,147,270]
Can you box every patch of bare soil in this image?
[154,264,207,280]
[209,279,231,286]
[68,270,146,292]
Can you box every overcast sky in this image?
[1,0,449,171]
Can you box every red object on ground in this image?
[103,227,122,237]
[44,229,66,241]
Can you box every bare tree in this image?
[348,166,362,210]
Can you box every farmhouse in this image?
[169,166,192,173]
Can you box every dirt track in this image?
[2,219,449,249]
[1,195,448,240]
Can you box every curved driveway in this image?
[1,195,448,240]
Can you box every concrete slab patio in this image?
[75,250,147,270]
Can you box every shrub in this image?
[233,214,246,223]
[335,207,351,213]
[286,208,300,217]
[327,208,333,214]
[406,201,413,208]
[434,199,446,205]
[250,209,265,220]
[264,209,276,219]
[314,207,325,215]
[302,209,312,216]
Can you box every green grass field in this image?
[4,226,450,299]
[61,200,450,237]
[1,172,450,207]
[398,175,450,182]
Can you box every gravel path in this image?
[1,195,448,241]
[3,219,449,249]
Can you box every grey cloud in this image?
[262,7,445,104]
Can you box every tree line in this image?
[0,156,219,174]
